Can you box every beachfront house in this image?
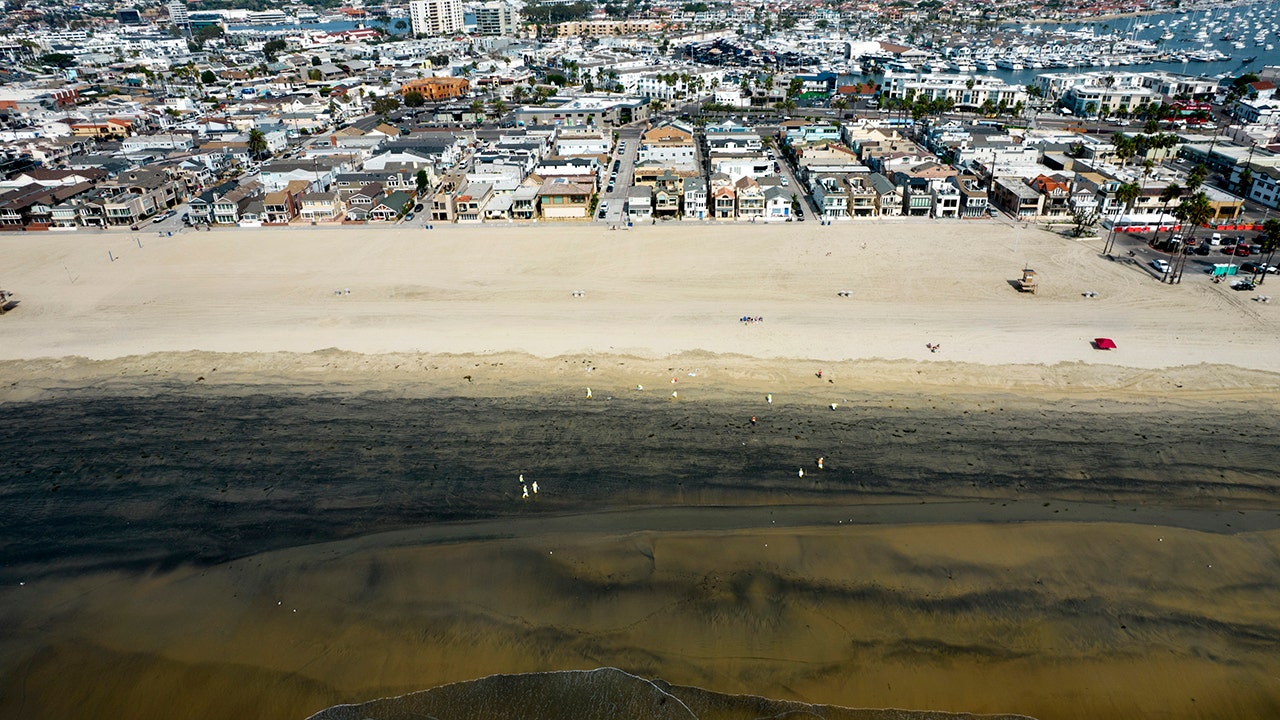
[811,175,850,219]
[734,177,765,221]
[932,182,960,219]
[454,184,495,224]
[212,181,262,225]
[1030,174,1072,217]
[299,191,345,222]
[991,177,1044,218]
[763,186,793,221]
[625,185,652,222]
[894,174,933,217]
[953,175,990,218]
[537,178,592,220]
[869,173,901,217]
[369,191,413,222]
[683,177,707,220]
[711,173,736,219]
[512,186,540,221]
[261,180,305,222]
[845,176,878,218]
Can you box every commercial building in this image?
[471,2,519,36]
[400,77,471,101]
[410,0,465,37]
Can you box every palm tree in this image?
[1237,167,1254,196]
[1151,182,1182,247]
[1111,132,1135,166]
[247,128,268,160]
[1104,182,1141,255]
[1258,218,1280,286]
[1171,191,1214,282]
[1187,163,1207,190]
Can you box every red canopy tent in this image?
[1094,338,1117,350]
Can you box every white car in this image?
[1150,258,1171,273]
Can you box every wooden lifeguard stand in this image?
[1017,268,1038,294]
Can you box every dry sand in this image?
[2,220,1280,720]
[1,220,1276,372]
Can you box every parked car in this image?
[413,203,424,212]
[1194,244,1211,256]
[1242,262,1278,274]
[1150,258,1171,273]
[1224,245,1251,256]
[405,212,415,221]
[1231,279,1257,291]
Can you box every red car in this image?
[1223,244,1252,257]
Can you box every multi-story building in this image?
[637,123,696,166]
[167,0,190,33]
[880,74,1028,110]
[410,0,465,37]
[471,2,519,36]
[400,77,470,101]
[551,20,666,37]
[683,177,707,220]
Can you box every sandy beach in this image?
[2,220,1280,720]
[1,220,1276,372]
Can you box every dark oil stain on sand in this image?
[2,387,1278,577]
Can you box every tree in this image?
[1258,218,1280,285]
[491,98,507,116]
[1186,163,1208,193]
[201,69,217,85]
[1171,191,1213,282]
[247,128,269,160]
[1111,132,1135,166]
[191,24,224,50]
[1237,166,1253,196]
[307,68,322,82]
[787,76,804,99]
[1070,207,1100,238]
[1150,182,1182,248]
[39,53,76,69]
[1104,182,1141,255]
[470,98,485,117]
[394,19,408,34]
[416,169,430,197]
[371,95,400,117]
[403,90,425,107]
[262,39,287,63]
[312,56,322,66]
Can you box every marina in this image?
[860,2,1280,87]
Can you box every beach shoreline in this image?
[2,222,1280,720]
